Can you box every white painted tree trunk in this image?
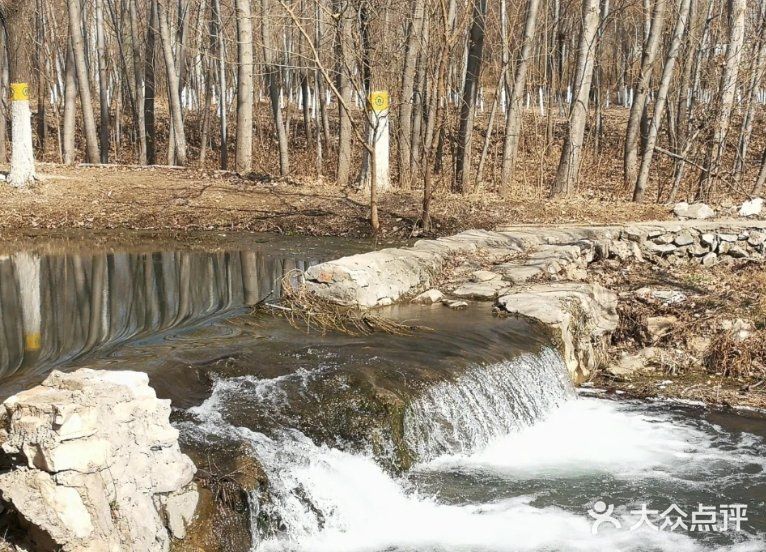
[8,93,35,187]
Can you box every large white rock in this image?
[497,283,619,381]
[0,369,198,551]
[739,197,764,217]
[673,202,715,220]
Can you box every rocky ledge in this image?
[0,369,198,551]
[303,218,766,382]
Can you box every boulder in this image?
[0,369,198,552]
[470,270,500,282]
[609,347,661,377]
[496,283,618,381]
[412,289,444,305]
[673,231,696,246]
[442,299,468,310]
[739,198,764,217]
[673,202,715,220]
[452,280,509,300]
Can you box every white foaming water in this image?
[181,350,765,552]
[404,348,575,462]
[422,397,766,483]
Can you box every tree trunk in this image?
[697,0,746,199]
[397,0,425,189]
[67,0,100,164]
[62,40,77,165]
[129,0,147,164]
[211,0,227,169]
[624,0,666,189]
[453,0,487,194]
[145,0,158,165]
[733,0,766,185]
[235,0,254,174]
[261,0,289,176]
[95,0,110,163]
[335,0,353,187]
[633,0,692,201]
[551,0,600,196]
[5,0,35,186]
[34,0,46,158]
[500,0,540,196]
[156,0,187,165]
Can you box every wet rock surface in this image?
[0,369,198,551]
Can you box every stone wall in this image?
[0,369,198,551]
[303,219,766,381]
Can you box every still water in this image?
[0,234,764,551]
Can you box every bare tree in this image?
[698,0,746,199]
[235,0,254,174]
[500,0,540,196]
[552,0,600,196]
[624,0,666,189]
[155,0,187,165]
[453,0,487,194]
[67,0,100,164]
[633,0,692,201]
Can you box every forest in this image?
[0,0,763,231]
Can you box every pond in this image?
[0,234,763,551]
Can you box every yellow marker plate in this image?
[11,83,29,101]
[368,91,389,113]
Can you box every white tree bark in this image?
[8,94,35,187]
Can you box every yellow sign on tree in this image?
[10,83,29,101]
[368,91,389,113]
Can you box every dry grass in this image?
[704,331,766,380]
[259,271,423,336]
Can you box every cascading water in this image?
[403,348,574,462]
[181,341,766,552]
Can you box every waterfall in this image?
[179,345,766,552]
[404,348,574,462]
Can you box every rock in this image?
[748,231,765,247]
[646,316,677,341]
[727,245,749,258]
[496,283,618,380]
[673,231,695,246]
[442,299,468,310]
[739,197,764,217]
[718,233,738,242]
[701,233,717,247]
[673,202,715,220]
[609,347,661,377]
[493,262,544,284]
[0,369,198,552]
[646,242,677,255]
[303,230,519,308]
[654,233,675,245]
[470,270,500,282]
[635,288,686,304]
[412,289,444,304]
[452,280,508,300]
[720,318,754,342]
[689,244,709,256]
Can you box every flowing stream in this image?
[0,234,764,551]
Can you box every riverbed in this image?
[0,234,763,551]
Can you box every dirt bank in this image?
[1,164,671,240]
